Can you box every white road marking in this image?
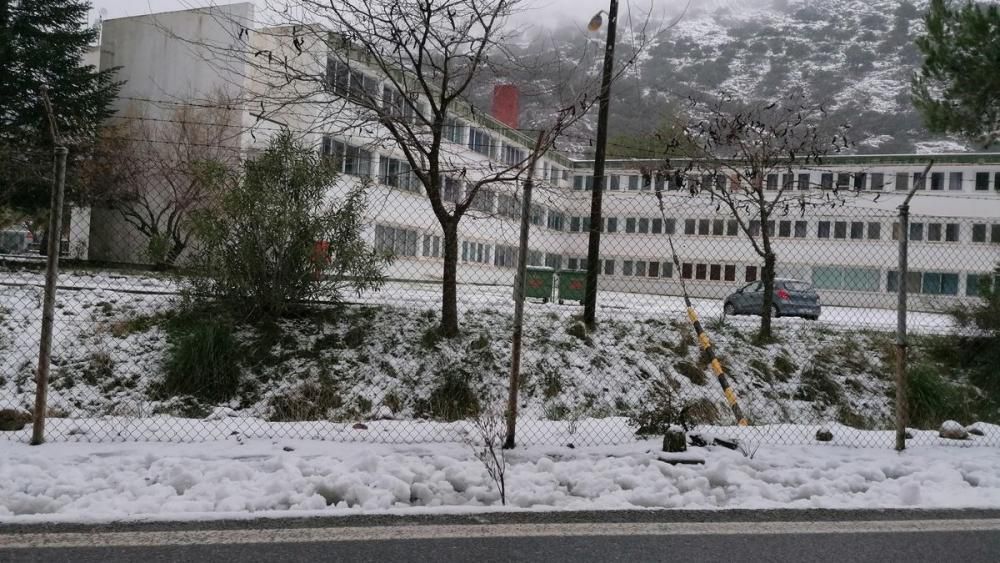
[3,519,1000,549]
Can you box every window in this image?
[782,173,795,191]
[384,86,415,123]
[661,262,674,278]
[374,224,418,256]
[698,219,710,235]
[813,267,879,291]
[895,172,909,191]
[623,260,634,276]
[651,218,662,234]
[853,173,866,191]
[461,241,491,265]
[468,128,495,157]
[604,260,615,275]
[749,221,761,237]
[746,266,758,282]
[609,175,620,190]
[530,205,545,227]
[778,220,791,238]
[821,173,834,191]
[766,174,779,190]
[695,264,707,280]
[442,176,462,203]
[976,172,990,191]
[766,220,776,237]
[867,222,881,240]
[993,224,1000,243]
[606,217,618,233]
[892,222,900,241]
[709,264,722,281]
[870,173,885,190]
[795,173,809,191]
[713,219,725,236]
[681,262,692,279]
[494,245,516,268]
[850,221,864,240]
[913,171,927,190]
[684,219,696,235]
[628,175,640,190]
[724,265,736,282]
[501,144,526,166]
[664,219,676,235]
[949,172,963,191]
[422,235,442,258]
[497,194,519,219]
[325,57,350,95]
[626,218,637,234]
[323,138,374,177]
[834,221,847,239]
[836,173,851,191]
[378,156,419,192]
[470,188,495,213]
[794,220,807,238]
[927,223,942,242]
[972,224,986,242]
[728,220,739,236]
[909,222,924,241]
[818,221,831,238]
[930,172,944,191]
[545,253,562,269]
[636,261,647,277]
[569,216,581,233]
[547,210,565,231]
[648,261,659,277]
[887,270,923,293]
[966,273,997,296]
[922,272,959,295]
[638,218,650,234]
[996,172,1000,191]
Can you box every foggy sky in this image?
[87,0,700,29]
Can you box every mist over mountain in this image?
[476,0,972,157]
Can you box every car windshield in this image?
[782,281,813,292]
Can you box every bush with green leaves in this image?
[191,131,389,318]
[162,318,241,404]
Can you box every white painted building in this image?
[88,4,1000,312]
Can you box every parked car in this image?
[723,278,821,320]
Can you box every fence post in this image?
[505,131,546,449]
[894,160,933,452]
[31,145,68,446]
[894,200,909,452]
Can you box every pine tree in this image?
[0,0,120,215]
[912,0,1000,148]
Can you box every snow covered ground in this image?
[3,426,1000,523]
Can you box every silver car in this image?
[723,278,821,320]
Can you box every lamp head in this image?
[588,12,603,31]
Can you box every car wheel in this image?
[724,302,736,316]
[771,304,780,318]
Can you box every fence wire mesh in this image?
[2,146,999,450]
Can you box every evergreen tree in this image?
[912,0,1000,147]
[0,0,120,215]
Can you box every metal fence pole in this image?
[894,160,932,452]
[505,131,545,449]
[895,200,909,452]
[31,145,68,446]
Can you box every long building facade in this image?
[86,4,1000,313]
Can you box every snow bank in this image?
[3,436,1000,523]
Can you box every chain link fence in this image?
[2,147,999,449]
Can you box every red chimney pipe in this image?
[492,84,519,130]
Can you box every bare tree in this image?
[81,102,240,268]
[669,91,850,341]
[173,0,648,337]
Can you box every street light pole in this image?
[583,0,618,330]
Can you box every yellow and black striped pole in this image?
[655,184,748,427]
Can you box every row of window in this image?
[570,170,1000,193]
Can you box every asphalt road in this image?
[3,509,1000,563]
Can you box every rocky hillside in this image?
[479,0,972,156]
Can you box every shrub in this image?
[269,381,343,422]
[630,381,681,436]
[191,131,390,319]
[162,319,241,403]
[906,362,980,429]
[674,361,707,385]
[427,370,480,421]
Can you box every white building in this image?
[88,4,1000,312]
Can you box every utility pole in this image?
[582,0,618,330]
